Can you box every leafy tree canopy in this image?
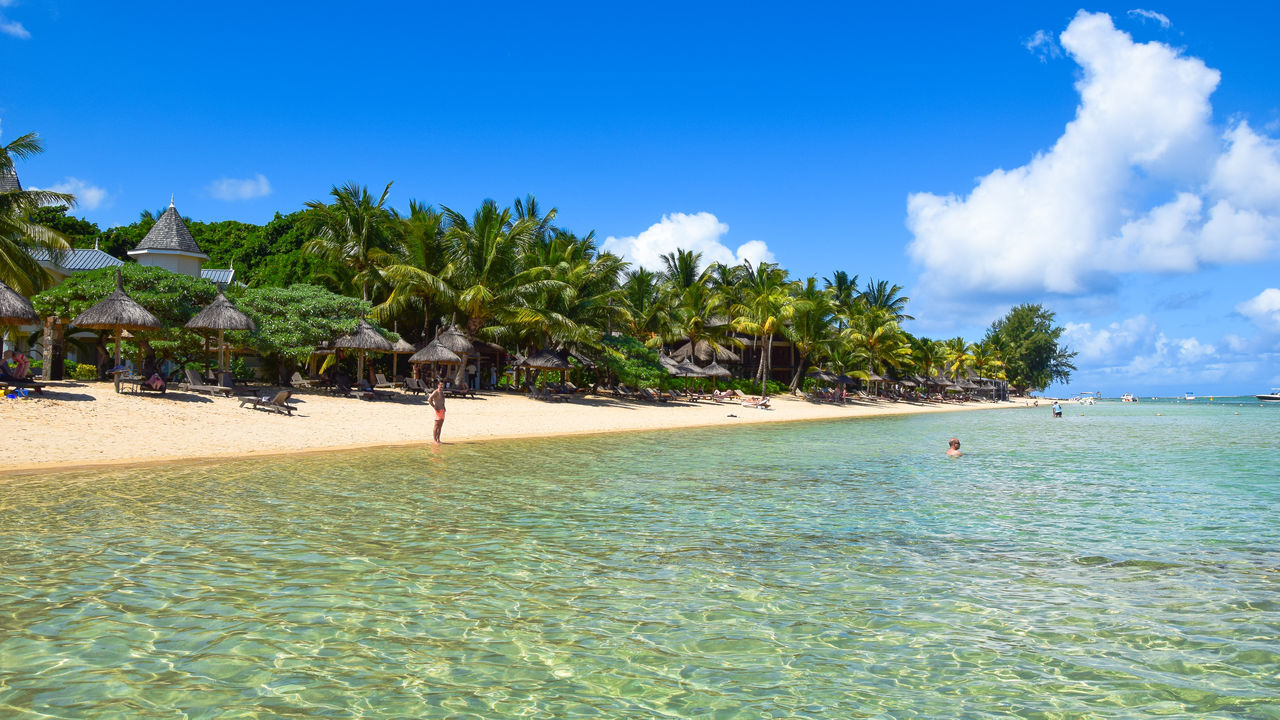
[598,334,670,390]
[983,303,1076,392]
[32,264,217,327]
[228,284,371,361]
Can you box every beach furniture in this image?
[356,379,391,400]
[639,388,668,402]
[290,371,314,388]
[445,383,476,399]
[403,377,426,395]
[184,368,232,397]
[0,376,45,396]
[374,373,398,390]
[238,389,295,415]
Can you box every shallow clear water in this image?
[2,402,1278,718]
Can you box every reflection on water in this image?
[2,403,1278,717]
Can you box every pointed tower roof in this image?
[0,165,20,193]
[130,201,206,256]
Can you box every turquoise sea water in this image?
[2,401,1278,718]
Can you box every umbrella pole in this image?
[113,328,122,393]
[218,329,226,373]
[393,353,398,380]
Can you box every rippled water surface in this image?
[2,402,1279,718]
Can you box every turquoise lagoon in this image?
[1,402,1278,718]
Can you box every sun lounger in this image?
[444,384,476,399]
[184,369,232,397]
[403,377,426,395]
[639,388,668,402]
[1,376,45,396]
[290,371,315,388]
[357,380,391,400]
[374,373,398,390]
[239,389,295,415]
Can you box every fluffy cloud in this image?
[1127,9,1171,28]
[907,11,1280,298]
[1062,314,1157,363]
[1063,313,1224,385]
[32,177,109,210]
[1236,288,1280,333]
[601,212,774,272]
[207,173,272,201]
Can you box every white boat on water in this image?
[1184,392,1196,401]
[1258,388,1280,402]
[1121,393,1138,403]
[1073,392,1099,405]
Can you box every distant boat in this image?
[1073,392,1099,405]
[1121,393,1138,403]
[1258,389,1280,402]
[1184,392,1196,401]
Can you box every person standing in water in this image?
[947,438,963,457]
[1052,401,1062,418]
[428,380,446,444]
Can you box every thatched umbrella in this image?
[185,292,256,374]
[409,339,462,382]
[71,269,161,379]
[523,348,571,385]
[435,325,474,384]
[671,339,739,363]
[0,280,37,326]
[333,319,393,383]
[388,323,415,379]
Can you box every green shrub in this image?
[72,363,98,381]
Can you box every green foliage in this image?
[598,334,670,389]
[32,264,217,327]
[71,362,98,381]
[31,205,100,243]
[230,284,369,361]
[983,303,1076,392]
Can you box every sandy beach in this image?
[0,381,1026,476]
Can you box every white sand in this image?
[0,381,1026,476]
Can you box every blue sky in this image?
[3,2,1279,395]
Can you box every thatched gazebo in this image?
[185,292,256,376]
[333,319,393,383]
[71,269,161,386]
[410,339,463,383]
[435,325,474,383]
[0,279,37,326]
[389,336,415,380]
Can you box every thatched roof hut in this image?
[333,319,393,352]
[186,292,256,332]
[671,339,739,363]
[71,269,161,331]
[522,349,570,370]
[436,325,474,355]
[675,359,705,377]
[0,279,37,325]
[702,361,732,378]
[390,337,416,354]
[410,339,462,365]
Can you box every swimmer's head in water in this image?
[948,438,960,449]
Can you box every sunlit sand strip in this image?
[0,383,1029,477]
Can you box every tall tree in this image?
[860,278,913,322]
[302,181,400,301]
[375,201,451,340]
[784,277,837,390]
[659,248,703,292]
[984,303,1076,392]
[0,131,75,294]
[823,270,859,328]
[732,260,794,395]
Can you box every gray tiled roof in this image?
[0,166,20,193]
[132,205,206,255]
[200,268,235,286]
[31,247,124,272]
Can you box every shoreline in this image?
[1,381,1029,478]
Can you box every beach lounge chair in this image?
[0,374,45,395]
[290,371,314,388]
[184,369,232,397]
[403,377,426,395]
[374,373,397,390]
[639,388,668,402]
[239,389,295,415]
[356,379,391,400]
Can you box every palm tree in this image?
[909,336,947,381]
[440,200,560,340]
[732,260,794,396]
[375,201,451,338]
[941,337,974,381]
[303,181,400,301]
[621,267,673,341]
[0,131,75,294]
[860,278,913,322]
[843,307,911,382]
[667,280,738,361]
[784,277,837,390]
[822,270,859,328]
[659,248,703,292]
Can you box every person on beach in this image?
[947,438,963,457]
[1052,401,1062,418]
[428,380,446,444]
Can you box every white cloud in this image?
[207,173,271,201]
[1062,314,1157,363]
[31,177,109,210]
[1127,9,1172,29]
[1236,288,1280,332]
[1023,30,1061,62]
[907,11,1280,299]
[0,16,28,38]
[601,212,774,272]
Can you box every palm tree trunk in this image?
[789,354,808,391]
[761,333,773,397]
